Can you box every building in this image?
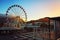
[0,14,25,34]
[26,17,60,40]
[49,17,60,40]
[41,17,60,40]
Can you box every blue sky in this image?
[0,0,60,21]
[0,0,40,13]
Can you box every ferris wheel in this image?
[6,4,27,22]
[5,4,27,30]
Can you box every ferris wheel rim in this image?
[6,4,27,22]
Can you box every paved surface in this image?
[0,31,44,40]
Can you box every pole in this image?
[54,20,56,40]
[48,18,51,40]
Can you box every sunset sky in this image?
[0,0,60,21]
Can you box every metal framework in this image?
[6,4,27,22]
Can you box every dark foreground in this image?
[0,30,55,40]
[0,33,34,40]
[0,30,39,40]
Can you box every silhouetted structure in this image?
[49,17,60,40]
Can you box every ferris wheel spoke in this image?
[13,7,18,15]
[20,13,25,18]
[11,8,17,15]
[20,13,25,17]
[19,11,23,16]
[13,7,23,16]
[8,11,15,16]
[14,7,20,15]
